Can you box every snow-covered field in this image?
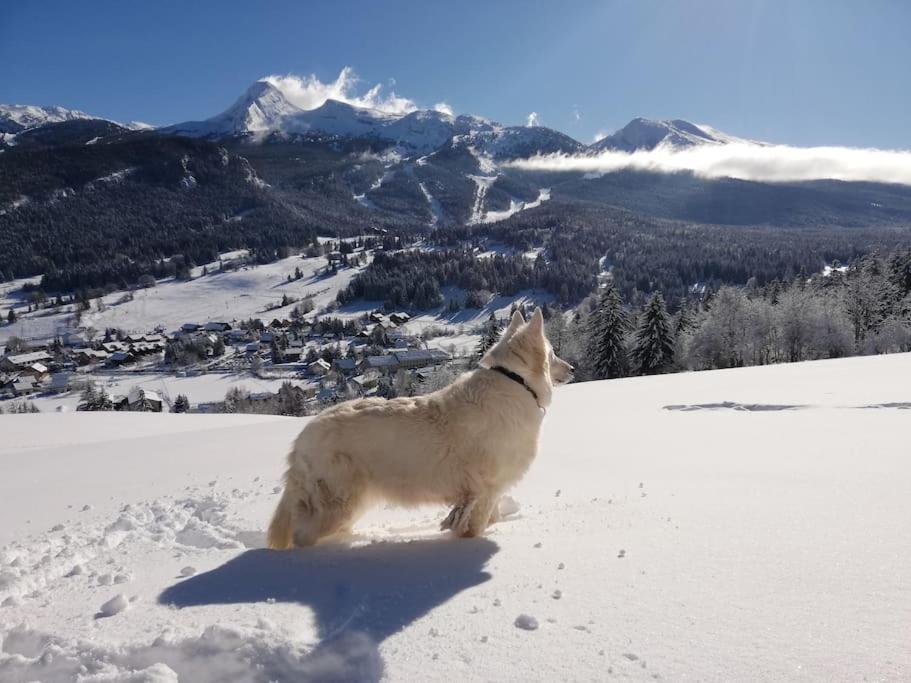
[1,354,909,681]
[0,253,364,346]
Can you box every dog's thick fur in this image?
[267,307,572,548]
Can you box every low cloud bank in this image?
[506,142,911,185]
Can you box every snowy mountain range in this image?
[590,117,754,152]
[0,104,151,137]
[0,104,95,134]
[161,79,584,159]
[5,77,910,242]
[1,78,758,161]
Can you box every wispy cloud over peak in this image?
[263,67,418,115]
[526,111,541,127]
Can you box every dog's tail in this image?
[267,483,294,550]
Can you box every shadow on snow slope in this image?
[158,537,499,681]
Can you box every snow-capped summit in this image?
[0,104,95,134]
[590,117,748,152]
[164,80,305,137]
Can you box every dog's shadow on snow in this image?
[158,537,498,681]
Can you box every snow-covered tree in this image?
[586,281,630,380]
[172,394,190,413]
[631,292,675,375]
[475,312,501,358]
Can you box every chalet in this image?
[226,329,248,344]
[282,347,304,362]
[333,358,357,374]
[181,323,202,333]
[0,351,52,372]
[308,358,331,376]
[327,251,345,267]
[389,312,411,325]
[9,377,40,396]
[392,349,450,370]
[22,362,49,380]
[107,350,136,366]
[347,373,379,395]
[346,339,369,358]
[245,342,262,354]
[120,387,163,412]
[73,348,109,366]
[361,355,400,373]
[204,322,232,332]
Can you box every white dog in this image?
[267,307,572,549]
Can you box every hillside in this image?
[1,354,909,681]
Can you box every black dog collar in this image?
[490,365,539,405]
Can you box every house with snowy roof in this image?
[0,350,52,372]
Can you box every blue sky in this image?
[1,0,908,148]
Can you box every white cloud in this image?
[433,101,455,117]
[505,141,911,186]
[526,112,541,127]
[263,67,418,115]
[592,130,608,143]
[572,107,581,122]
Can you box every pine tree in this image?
[475,312,501,358]
[79,383,98,409]
[631,292,675,375]
[173,394,190,413]
[586,281,630,379]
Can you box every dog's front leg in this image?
[441,496,497,538]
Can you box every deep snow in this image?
[1,354,909,681]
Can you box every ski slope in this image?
[1,354,909,681]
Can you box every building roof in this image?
[364,355,399,368]
[4,351,52,366]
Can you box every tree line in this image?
[554,248,911,381]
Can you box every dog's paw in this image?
[440,505,463,532]
[441,500,477,536]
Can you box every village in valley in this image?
[0,237,521,415]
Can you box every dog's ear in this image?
[527,307,545,337]
[503,309,525,340]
